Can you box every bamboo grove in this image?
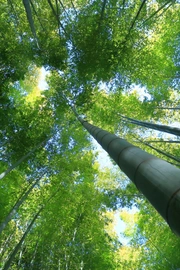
[0,0,180,269]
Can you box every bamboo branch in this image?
[47,0,67,35]
[127,0,147,35]
[143,0,173,25]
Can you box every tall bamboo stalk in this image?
[76,115,180,236]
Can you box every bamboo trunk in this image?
[78,117,180,236]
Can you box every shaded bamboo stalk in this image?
[0,172,46,234]
[22,0,39,47]
[2,186,62,269]
[119,114,180,136]
[0,139,48,180]
[3,208,42,270]
[136,138,180,163]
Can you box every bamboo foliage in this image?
[0,0,180,268]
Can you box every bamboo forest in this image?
[0,0,180,269]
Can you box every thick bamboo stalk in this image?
[78,117,180,236]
